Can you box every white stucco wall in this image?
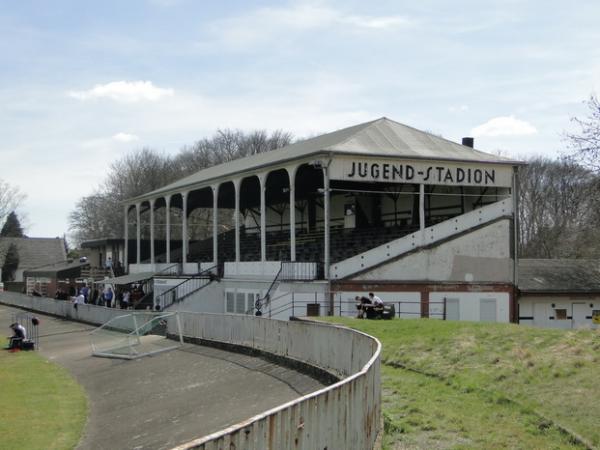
[353,219,513,283]
[519,295,600,329]
[429,291,510,323]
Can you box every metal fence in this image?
[338,298,447,319]
[0,291,382,450]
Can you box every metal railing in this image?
[154,265,217,310]
[157,263,180,276]
[280,261,321,281]
[252,263,282,317]
[337,298,448,319]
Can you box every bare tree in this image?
[69,148,178,245]
[567,95,600,171]
[0,179,25,225]
[175,129,293,177]
[69,130,294,244]
[518,156,600,258]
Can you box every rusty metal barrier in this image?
[170,313,381,450]
[0,292,382,450]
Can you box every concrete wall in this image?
[354,219,512,283]
[0,291,382,450]
[172,282,225,314]
[519,295,600,329]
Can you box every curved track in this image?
[0,305,324,450]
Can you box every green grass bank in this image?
[322,317,600,449]
[0,349,87,450]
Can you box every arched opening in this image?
[265,169,291,261]
[239,176,261,261]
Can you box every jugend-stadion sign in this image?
[330,158,513,187]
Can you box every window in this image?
[226,292,234,313]
[247,293,257,314]
[236,293,245,313]
[555,309,567,320]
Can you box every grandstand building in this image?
[121,118,523,322]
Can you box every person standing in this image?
[122,289,130,310]
[103,287,114,308]
[73,292,84,311]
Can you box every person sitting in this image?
[355,295,372,319]
[8,323,26,349]
[364,292,384,319]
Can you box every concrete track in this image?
[0,305,324,450]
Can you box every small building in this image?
[0,237,67,284]
[23,259,90,297]
[80,237,126,274]
[518,259,600,329]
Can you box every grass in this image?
[320,317,600,449]
[0,348,87,450]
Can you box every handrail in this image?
[250,262,282,317]
[155,265,218,310]
[157,263,180,276]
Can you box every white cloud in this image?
[112,132,139,142]
[204,4,412,50]
[68,81,174,103]
[449,104,469,113]
[471,116,537,137]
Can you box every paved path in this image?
[0,305,324,450]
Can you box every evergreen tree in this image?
[0,211,25,237]
[1,243,19,282]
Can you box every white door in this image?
[446,298,460,321]
[572,303,588,329]
[480,299,497,322]
[533,303,548,328]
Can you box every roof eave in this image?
[124,149,522,205]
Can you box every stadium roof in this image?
[128,117,522,203]
[518,259,600,293]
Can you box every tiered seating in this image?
[182,224,419,264]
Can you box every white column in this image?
[234,179,241,262]
[419,184,425,239]
[123,205,129,272]
[136,202,141,264]
[181,192,188,264]
[212,185,219,265]
[165,195,171,264]
[288,166,298,262]
[323,168,330,279]
[149,198,155,264]
[259,174,266,262]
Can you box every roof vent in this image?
[462,137,474,148]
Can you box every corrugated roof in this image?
[128,117,522,203]
[0,237,67,271]
[23,260,89,278]
[518,259,600,293]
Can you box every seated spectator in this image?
[355,295,372,319]
[7,323,26,349]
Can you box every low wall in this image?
[0,292,382,450]
[0,291,125,325]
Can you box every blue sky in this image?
[1,0,599,238]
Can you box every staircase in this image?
[331,199,513,279]
[155,266,218,310]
